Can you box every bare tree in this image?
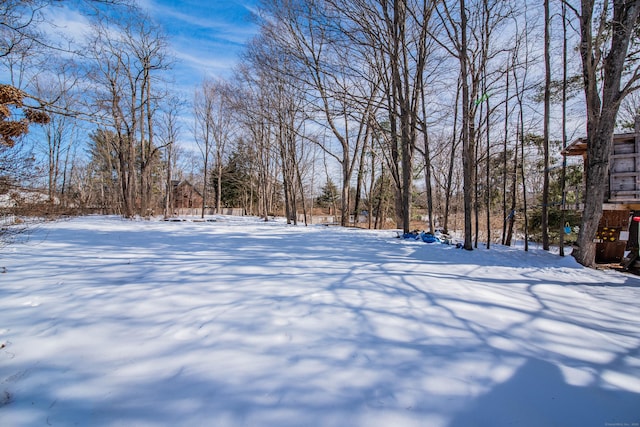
[256,0,379,227]
[31,63,83,206]
[1,0,131,60]
[86,129,123,213]
[233,58,282,221]
[209,81,236,215]
[192,78,238,218]
[1,0,133,116]
[541,0,552,251]
[193,78,216,218]
[86,18,135,217]
[125,19,170,216]
[572,0,640,267]
[157,99,181,218]
[618,92,640,129]
[510,16,536,252]
[559,0,569,256]
[87,11,169,217]
[434,0,514,249]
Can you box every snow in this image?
[1,215,639,427]
[0,190,58,208]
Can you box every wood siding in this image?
[608,130,640,203]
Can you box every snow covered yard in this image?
[1,216,639,427]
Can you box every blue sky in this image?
[21,0,260,155]
[38,1,258,91]
[138,0,259,88]
[132,0,260,151]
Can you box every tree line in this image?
[1,0,639,267]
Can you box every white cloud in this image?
[37,5,94,49]
[140,0,258,45]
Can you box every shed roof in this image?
[562,132,638,157]
[172,180,203,198]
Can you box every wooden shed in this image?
[563,116,640,263]
[170,180,204,216]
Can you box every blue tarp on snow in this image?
[420,232,440,243]
[401,231,442,244]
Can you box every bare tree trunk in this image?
[460,0,474,250]
[444,79,461,235]
[505,118,518,247]
[541,0,551,250]
[484,73,491,249]
[216,160,223,215]
[368,146,376,230]
[422,130,434,233]
[511,19,530,251]
[193,79,213,219]
[295,153,308,226]
[501,62,510,245]
[519,105,529,252]
[474,120,479,249]
[139,67,149,217]
[573,1,640,267]
[165,146,172,217]
[559,0,568,257]
[354,127,371,225]
[160,105,179,218]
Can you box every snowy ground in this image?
[1,215,639,427]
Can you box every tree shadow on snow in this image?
[2,219,640,427]
[449,358,640,427]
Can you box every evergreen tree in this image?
[211,149,255,210]
[316,179,339,210]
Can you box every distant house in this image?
[168,180,247,218]
[170,180,204,216]
[0,188,59,209]
[563,116,640,263]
